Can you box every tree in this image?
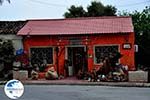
[104,5,117,16]
[0,39,14,79]
[87,1,105,17]
[119,6,150,69]
[0,0,10,5]
[64,5,86,18]
[64,1,117,18]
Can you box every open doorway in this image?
[66,46,87,76]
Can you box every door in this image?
[67,46,87,76]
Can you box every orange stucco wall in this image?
[89,33,135,71]
[23,33,135,75]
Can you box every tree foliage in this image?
[64,1,117,18]
[87,1,105,17]
[0,39,14,79]
[0,39,14,64]
[104,5,117,16]
[64,5,86,18]
[119,6,150,68]
[0,0,10,5]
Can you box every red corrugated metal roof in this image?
[17,16,134,35]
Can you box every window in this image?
[94,45,119,64]
[30,47,53,65]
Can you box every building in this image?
[18,17,135,77]
[0,21,26,51]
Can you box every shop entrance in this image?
[67,46,87,76]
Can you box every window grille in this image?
[30,47,53,65]
[95,45,119,64]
